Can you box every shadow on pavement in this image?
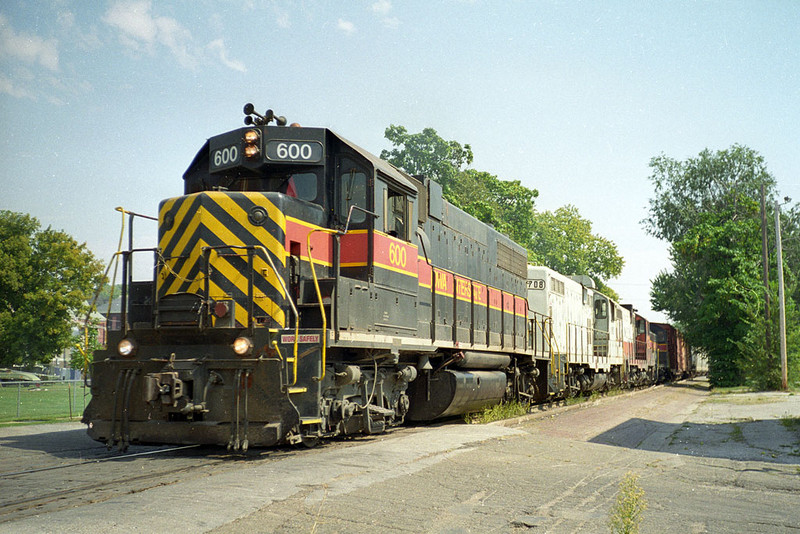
[589,417,800,465]
[0,428,162,461]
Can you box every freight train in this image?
[82,105,690,450]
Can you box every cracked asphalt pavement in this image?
[5,378,800,533]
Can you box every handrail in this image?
[200,244,300,384]
[530,314,561,383]
[114,247,159,335]
[306,227,339,382]
[543,316,562,381]
[305,205,378,383]
[252,245,299,386]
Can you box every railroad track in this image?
[0,432,321,525]
[0,424,410,524]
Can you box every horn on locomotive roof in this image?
[243,103,287,126]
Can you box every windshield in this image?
[221,170,319,202]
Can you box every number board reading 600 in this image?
[266,140,323,163]
[211,144,241,171]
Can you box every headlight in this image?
[243,129,261,159]
[118,338,137,357]
[232,336,253,356]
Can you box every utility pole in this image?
[760,184,770,352]
[775,200,788,391]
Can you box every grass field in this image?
[0,381,91,423]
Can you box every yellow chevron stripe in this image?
[205,279,246,328]
[206,193,286,267]
[158,197,177,235]
[198,210,287,299]
[156,193,288,327]
[159,195,198,251]
[163,221,205,295]
[170,200,205,258]
[159,241,283,328]
[206,246,285,326]
[161,207,205,294]
[159,237,209,295]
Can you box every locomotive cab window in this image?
[206,167,321,204]
[278,171,317,201]
[594,299,608,319]
[339,158,369,228]
[385,188,408,240]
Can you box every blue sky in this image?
[2,1,799,323]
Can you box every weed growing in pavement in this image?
[608,471,648,534]
[780,414,800,432]
[710,386,751,394]
[729,424,745,442]
[565,389,612,406]
[705,395,781,405]
[464,400,529,424]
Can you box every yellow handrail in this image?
[251,245,299,386]
[210,244,301,386]
[535,315,565,384]
[306,228,340,382]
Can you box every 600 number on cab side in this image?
[211,145,240,170]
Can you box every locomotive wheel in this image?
[301,435,320,448]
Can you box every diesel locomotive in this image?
[83,105,692,450]
[83,104,555,450]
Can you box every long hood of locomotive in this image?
[157,191,288,328]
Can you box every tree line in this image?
[380,125,624,298]
[644,145,799,388]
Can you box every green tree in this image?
[644,144,775,242]
[651,207,765,386]
[381,125,540,248]
[0,211,105,367]
[380,125,473,199]
[780,204,800,307]
[450,169,539,251]
[530,205,624,296]
[381,125,626,297]
[644,145,797,388]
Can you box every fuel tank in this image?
[405,369,507,421]
[452,351,511,370]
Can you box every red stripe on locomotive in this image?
[286,218,334,266]
[472,281,488,306]
[454,275,471,303]
[515,296,527,317]
[372,232,418,277]
[488,287,502,311]
[502,291,515,314]
[418,259,432,289]
[434,269,454,296]
[339,230,369,267]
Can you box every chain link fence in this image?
[0,380,90,423]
